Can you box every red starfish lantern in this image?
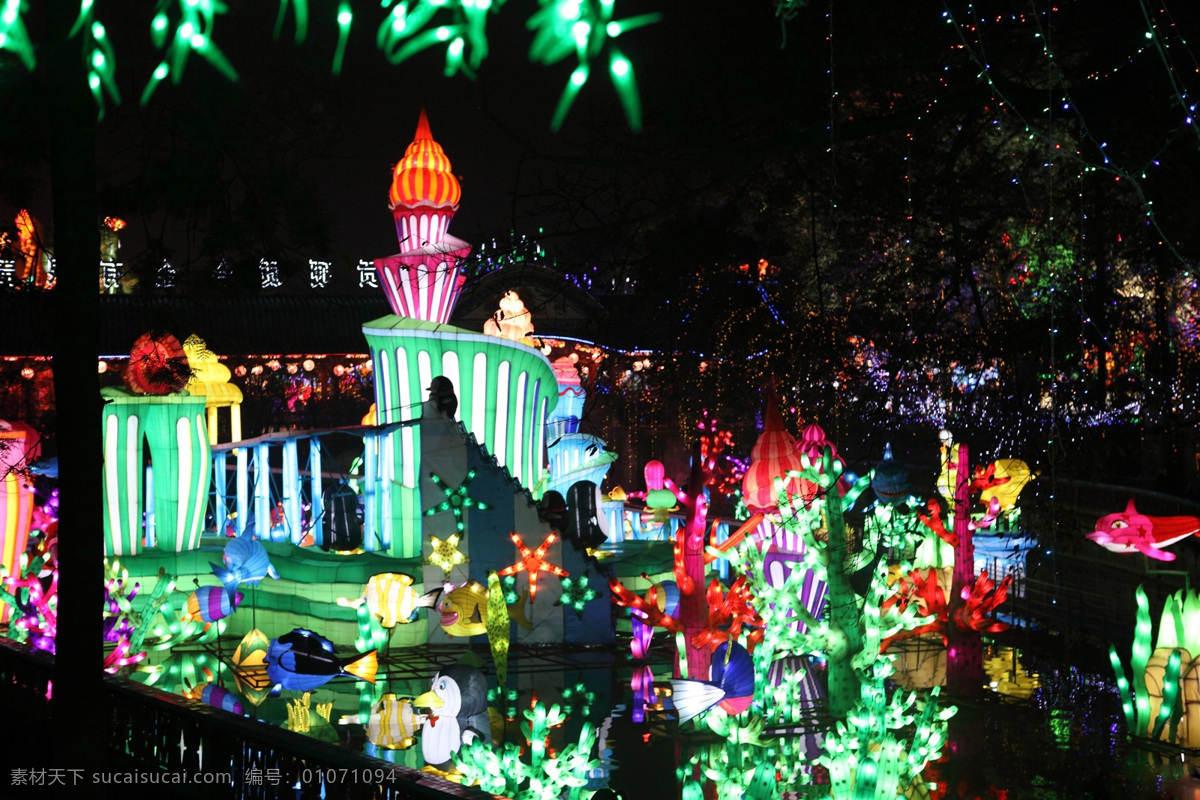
[497,531,568,601]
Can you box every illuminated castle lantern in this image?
[182,335,243,445]
[545,356,616,499]
[363,111,558,558]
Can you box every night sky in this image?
[4,1,1200,289]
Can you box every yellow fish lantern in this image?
[231,628,273,706]
[367,693,421,750]
[337,573,442,629]
[437,580,490,637]
[935,430,958,505]
[979,459,1034,511]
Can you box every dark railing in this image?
[0,637,490,800]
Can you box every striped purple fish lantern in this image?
[101,387,211,556]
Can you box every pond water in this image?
[136,637,1186,799]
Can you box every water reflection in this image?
[131,642,1194,798]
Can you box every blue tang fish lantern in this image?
[266,629,378,695]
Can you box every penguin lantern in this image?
[413,664,491,769]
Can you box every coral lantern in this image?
[741,399,804,514]
[375,109,472,324]
[0,420,38,624]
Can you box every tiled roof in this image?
[0,293,393,356]
[0,284,672,358]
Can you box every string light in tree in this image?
[497,531,567,601]
[425,533,467,574]
[423,470,491,533]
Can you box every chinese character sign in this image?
[259,259,282,289]
[309,259,332,289]
[357,259,378,289]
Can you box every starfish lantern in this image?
[423,470,492,533]
[556,575,599,617]
[497,532,568,601]
[426,533,468,575]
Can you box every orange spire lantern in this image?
[375,109,472,323]
[740,398,804,514]
[388,108,462,248]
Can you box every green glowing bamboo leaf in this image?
[274,0,308,44]
[195,37,239,82]
[332,3,352,74]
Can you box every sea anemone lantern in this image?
[642,460,678,524]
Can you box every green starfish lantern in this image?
[556,574,598,618]
[423,469,492,533]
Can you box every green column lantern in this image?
[102,387,211,556]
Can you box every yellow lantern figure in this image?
[483,291,535,343]
[182,335,244,446]
[231,628,273,706]
[935,432,959,506]
[426,533,468,575]
[979,459,1034,511]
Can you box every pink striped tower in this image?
[375,109,472,323]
